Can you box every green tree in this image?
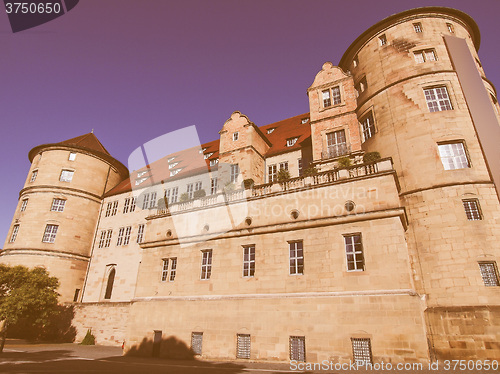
[0,264,60,353]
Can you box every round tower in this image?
[1,133,128,302]
[339,7,500,359]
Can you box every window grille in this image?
[289,336,306,361]
[352,338,373,364]
[237,334,251,359]
[191,332,203,355]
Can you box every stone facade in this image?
[3,6,500,364]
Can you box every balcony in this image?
[149,158,394,219]
[321,143,351,159]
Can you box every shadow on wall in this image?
[7,305,76,343]
[125,336,196,360]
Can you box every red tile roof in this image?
[104,113,311,197]
[59,133,111,156]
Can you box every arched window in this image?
[104,268,115,300]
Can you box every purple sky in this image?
[1,0,499,242]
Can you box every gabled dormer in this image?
[218,111,271,185]
[307,62,362,163]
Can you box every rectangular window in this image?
[123,226,132,245]
[201,250,212,280]
[298,159,303,176]
[243,245,255,277]
[111,201,118,216]
[279,162,289,171]
[59,170,74,182]
[361,112,375,141]
[233,132,239,141]
[161,258,169,282]
[344,234,365,271]
[352,338,373,364]
[105,229,113,247]
[322,89,331,107]
[69,152,77,161]
[424,86,452,112]
[20,199,28,212]
[160,257,177,282]
[322,86,341,108]
[105,202,112,217]
[42,224,59,243]
[447,23,454,33]
[237,334,251,359]
[191,332,203,355]
[187,183,194,199]
[413,22,422,33]
[51,198,66,212]
[289,336,306,362]
[478,262,500,287]
[289,241,304,275]
[210,178,218,195]
[210,158,218,167]
[331,86,341,105]
[379,34,387,46]
[30,170,38,182]
[117,227,125,246]
[149,192,157,208]
[171,187,178,203]
[142,194,150,210]
[73,288,80,302]
[438,142,470,170]
[195,181,202,191]
[123,198,130,213]
[287,137,298,147]
[230,164,240,183]
[353,54,359,68]
[326,129,348,158]
[168,162,179,169]
[130,197,136,212]
[10,224,19,243]
[98,230,106,248]
[137,224,145,244]
[165,189,171,204]
[170,257,177,281]
[462,199,482,220]
[268,164,277,182]
[414,49,437,63]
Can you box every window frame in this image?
[360,111,376,142]
[352,338,373,365]
[462,199,482,220]
[289,240,304,275]
[237,333,251,359]
[478,261,500,287]
[233,132,239,141]
[59,169,74,182]
[242,245,255,277]
[30,170,38,182]
[42,224,59,243]
[437,141,470,170]
[289,336,306,362]
[413,22,423,33]
[378,34,387,46]
[20,198,28,212]
[322,86,341,108]
[200,249,212,280]
[10,224,20,243]
[191,332,203,355]
[50,198,66,212]
[68,152,77,161]
[344,233,365,272]
[230,164,240,183]
[424,86,453,112]
[137,224,145,244]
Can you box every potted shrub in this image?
[243,178,254,189]
[337,156,352,168]
[363,152,381,163]
[303,166,318,176]
[193,189,206,199]
[277,169,291,182]
[179,193,190,202]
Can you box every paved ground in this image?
[0,340,497,374]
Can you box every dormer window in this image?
[204,152,214,159]
[168,162,179,169]
[233,132,239,141]
[301,118,309,124]
[267,128,275,134]
[198,148,207,154]
[137,171,147,178]
[135,177,148,186]
[287,137,299,147]
[210,158,219,166]
[170,168,182,177]
[379,34,387,46]
[167,156,176,162]
[322,86,341,108]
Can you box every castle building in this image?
[2,7,500,363]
